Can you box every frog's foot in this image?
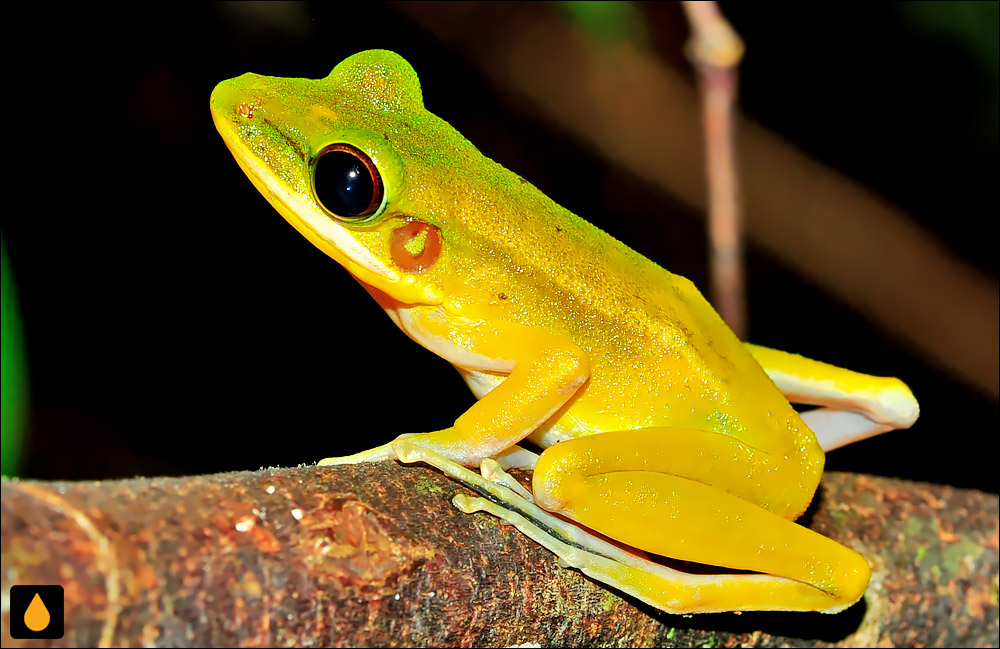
[392,439,843,614]
[744,343,919,451]
[317,433,420,466]
[394,439,629,562]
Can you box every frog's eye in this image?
[312,144,384,220]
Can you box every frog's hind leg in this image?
[393,438,848,614]
[528,428,872,613]
[744,343,919,451]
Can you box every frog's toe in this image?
[318,441,399,465]
[480,458,534,502]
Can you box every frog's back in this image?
[216,50,809,454]
[419,145,807,454]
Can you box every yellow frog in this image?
[211,50,918,614]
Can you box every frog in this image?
[211,50,919,614]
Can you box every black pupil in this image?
[314,150,376,217]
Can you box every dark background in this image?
[3,3,997,492]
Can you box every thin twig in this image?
[681,1,747,338]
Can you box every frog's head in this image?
[211,50,460,306]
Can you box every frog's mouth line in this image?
[212,109,398,287]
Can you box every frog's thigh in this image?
[392,307,590,466]
[745,343,919,450]
[455,486,844,614]
[533,429,871,609]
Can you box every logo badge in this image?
[9,585,64,639]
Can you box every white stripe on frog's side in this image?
[217,117,395,285]
[391,306,514,372]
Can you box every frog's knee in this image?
[843,553,872,604]
[825,549,872,612]
[531,440,590,512]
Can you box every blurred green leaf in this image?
[899,1,1000,146]
[1,234,27,476]
[559,1,646,45]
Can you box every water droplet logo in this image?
[10,585,64,639]
[24,592,51,631]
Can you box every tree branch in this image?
[2,464,996,647]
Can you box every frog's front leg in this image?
[319,305,589,468]
[745,344,919,451]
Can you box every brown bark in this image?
[1,464,997,647]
